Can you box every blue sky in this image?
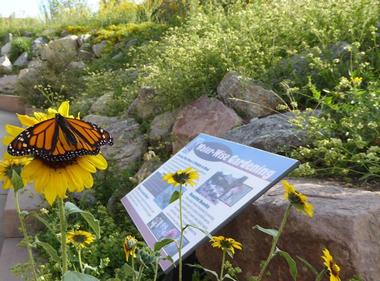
[1,0,100,18]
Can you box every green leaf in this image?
[315,269,326,281]
[11,170,24,192]
[63,271,100,281]
[296,255,318,276]
[154,238,175,251]
[276,248,297,281]
[223,273,237,281]
[32,213,57,238]
[65,202,100,238]
[169,191,180,203]
[35,237,60,263]
[253,225,278,237]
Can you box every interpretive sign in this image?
[121,133,299,272]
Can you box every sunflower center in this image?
[172,172,190,185]
[220,239,232,249]
[288,191,304,206]
[72,234,87,244]
[38,157,77,169]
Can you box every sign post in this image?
[121,133,299,272]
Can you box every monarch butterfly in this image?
[7,113,113,162]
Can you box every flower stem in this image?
[219,250,226,280]
[257,204,292,281]
[58,198,68,274]
[131,257,136,281]
[153,258,159,281]
[136,264,144,281]
[14,190,38,281]
[178,185,184,281]
[78,249,84,273]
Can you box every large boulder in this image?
[13,52,29,68]
[84,115,147,168]
[127,87,159,120]
[40,35,79,64]
[172,95,242,152]
[149,111,178,141]
[1,42,12,56]
[223,111,315,153]
[31,37,47,57]
[196,178,380,281]
[89,93,114,115]
[0,56,12,74]
[0,75,17,95]
[217,72,281,119]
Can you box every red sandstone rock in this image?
[172,95,242,152]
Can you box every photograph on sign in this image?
[121,133,299,272]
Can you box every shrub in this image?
[131,0,379,110]
[291,78,380,181]
[10,37,32,61]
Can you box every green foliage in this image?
[131,0,379,110]
[291,79,380,181]
[10,37,32,62]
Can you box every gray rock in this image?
[111,52,123,60]
[217,72,282,119]
[78,49,94,60]
[3,33,13,43]
[149,111,177,140]
[40,35,79,64]
[0,56,12,74]
[84,115,147,169]
[1,42,12,56]
[127,87,158,120]
[77,34,91,46]
[60,30,70,37]
[125,38,139,49]
[13,52,29,67]
[72,190,97,207]
[22,31,32,37]
[131,156,162,184]
[172,95,242,152]
[92,40,107,58]
[197,178,380,281]
[327,41,351,59]
[68,61,86,70]
[224,111,315,153]
[0,75,17,95]
[89,93,114,115]
[31,37,46,56]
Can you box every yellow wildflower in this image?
[282,180,314,217]
[124,235,138,262]
[322,248,341,281]
[163,167,199,187]
[210,236,242,256]
[67,230,95,249]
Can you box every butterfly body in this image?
[8,114,113,162]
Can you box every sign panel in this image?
[121,133,299,272]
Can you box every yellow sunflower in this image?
[162,167,199,187]
[67,230,95,249]
[282,180,313,217]
[0,154,30,189]
[124,235,138,262]
[3,101,108,205]
[322,248,341,281]
[210,236,242,256]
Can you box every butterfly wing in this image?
[8,116,113,161]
